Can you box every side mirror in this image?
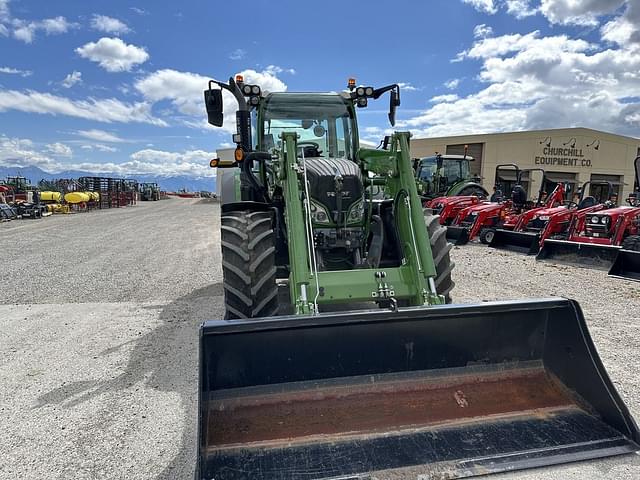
[388,88,400,126]
[204,89,223,127]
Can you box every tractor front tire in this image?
[221,210,278,319]
[622,235,640,251]
[479,227,496,245]
[424,210,454,303]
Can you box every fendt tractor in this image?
[415,150,488,201]
[196,74,639,480]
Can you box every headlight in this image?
[347,198,365,225]
[590,216,600,224]
[310,200,332,225]
[539,216,549,221]
[600,216,608,224]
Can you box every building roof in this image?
[414,127,639,143]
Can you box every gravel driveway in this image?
[0,199,637,479]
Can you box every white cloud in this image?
[0,0,9,21]
[130,7,148,15]
[400,28,640,138]
[0,24,8,36]
[95,144,118,152]
[444,78,460,89]
[76,37,149,72]
[76,129,125,143]
[11,16,76,43]
[264,65,296,75]
[539,0,625,26]
[61,71,82,88]
[473,24,493,38]
[0,89,166,126]
[0,135,215,177]
[91,15,131,35]
[45,142,72,157]
[398,82,420,91]
[134,67,287,131]
[0,66,32,77]
[0,135,58,171]
[81,143,118,152]
[462,0,497,14]
[430,94,460,103]
[229,48,246,60]
[505,0,538,18]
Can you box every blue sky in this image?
[0,0,639,177]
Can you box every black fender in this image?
[221,201,272,214]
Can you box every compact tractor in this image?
[426,194,484,226]
[415,151,488,201]
[489,181,615,255]
[196,75,639,479]
[609,156,640,280]
[447,165,550,245]
[538,157,640,275]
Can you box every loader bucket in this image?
[196,298,639,480]
[489,229,541,255]
[446,225,470,245]
[608,249,640,281]
[537,239,621,267]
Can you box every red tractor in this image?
[488,181,614,255]
[609,157,640,280]
[426,195,484,227]
[538,156,640,274]
[537,197,640,265]
[448,166,552,245]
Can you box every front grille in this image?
[526,218,548,232]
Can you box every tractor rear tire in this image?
[221,210,279,319]
[622,235,640,251]
[479,227,495,245]
[424,210,454,303]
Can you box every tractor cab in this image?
[415,153,487,200]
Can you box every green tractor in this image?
[196,76,639,480]
[415,151,488,200]
[139,182,160,201]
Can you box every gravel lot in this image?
[1,199,638,480]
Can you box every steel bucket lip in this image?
[200,297,571,333]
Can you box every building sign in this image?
[534,137,596,168]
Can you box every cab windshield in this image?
[261,94,355,160]
[419,156,471,187]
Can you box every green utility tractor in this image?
[415,152,488,200]
[196,76,639,480]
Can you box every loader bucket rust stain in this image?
[196,299,639,480]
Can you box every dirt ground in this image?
[0,199,638,479]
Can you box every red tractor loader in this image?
[426,195,484,227]
[608,157,640,280]
[537,199,640,266]
[446,164,524,245]
[487,181,613,255]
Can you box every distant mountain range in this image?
[0,166,216,193]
